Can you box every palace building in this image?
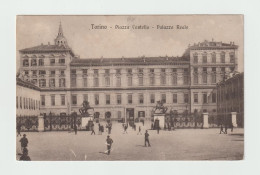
[18,23,239,121]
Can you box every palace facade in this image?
[18,23,239,121]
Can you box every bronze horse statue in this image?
[153,100,168,114]
[79,100,94,116]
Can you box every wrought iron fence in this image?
[16,116,38,132]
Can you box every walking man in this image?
[16,123,21,137]
[74,125,78,135]
[224,124,228,134]
[219,124,225,134]
[106,135,113,155]
[137,126,142,135]
[123,124,128,134]
[91,123,95,135]
[144,130,151,147]
[19,134,28,152]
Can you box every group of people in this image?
[219,123,234,134]
[19,134,31,161]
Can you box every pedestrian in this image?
[19,148,31,161]
[74,125,77,135]
[231,123,234,132]
[16,123,22,137]
[19,134,28,152]
[91,123,95,135]
[106,135,113,155]
[137,126,142,135]
[157,126,160,134]
[225,124,228,134]
[144,130,151,147]
[219,124,225,134]
[108,123,112,134]
[151,122,154,130]
[98,123,101,135]
[123,124,128,134]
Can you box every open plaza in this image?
[16,122,244,161]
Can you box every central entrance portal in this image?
[126,108,134,125]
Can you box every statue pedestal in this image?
[154,113,165,129]
[38,115,44,132]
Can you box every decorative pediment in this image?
[22,55,29,58]
[39,54,45,58]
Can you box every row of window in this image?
[38,78,66,88]
[193,52,235,64]
[23,58,65,67]
[71,75,189,87]
[40,93,216,107]
[16,96,40,110]
[23,70,65,76]
[70,68,188,75]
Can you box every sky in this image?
[16,15,244,72]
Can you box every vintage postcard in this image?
[16,15,244,161]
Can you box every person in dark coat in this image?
[106,135,113,155]
[16,123,21,137]
[144,130,151,147]
[137,126,142,135]
[219,124,225,134]
[19,134,28,151]
[224,124,228,134]
[91,123,95,135]
[74,125,78,135]
[98,123,101,135]
[20,148,31,161]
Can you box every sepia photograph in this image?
[16,15,244,161]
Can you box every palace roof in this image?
[70,56,189,67]
[19,44,75,56]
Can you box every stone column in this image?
[231,112,238,127]
[203,113,209,128]
[38,115,45,132]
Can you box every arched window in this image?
[202,52,207,63]
[193,52,198,63]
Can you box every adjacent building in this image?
[17,23,240,122]
[216,72,244,127]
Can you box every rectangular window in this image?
[173,94,177,103]
[116,77,121,87]
[161,75,166,85]
[94,94,99,105]
[203,93,207,104]
[221,53,225,63]
[116,69,121,74]
[39,59,44,66]
[82,69,88,74]
[39,79,46,87]
[94,77,99,87]
[184,93,189,103]
[128,94,132,104]
[183,75,188,85]
[72,95,77,105]
[139,76,143,86]
[150,68,154,73]
[172,75,177,85]
[31,59,37,66]
[71,69,76,74]
[193,56,198,63]
[150,76,155,86]
[49,79,55,87]
[23,59,29,66]
[117,94,121,104]
[127,69,132,74]
[59,59,65,64]
[230,54,235,63]
[83,94,88,101]
[39,70,46,75]
[105,77,110,86]
[59,78,65,87]
[128,76,132,86]
[61,95,65,106]
[83,78,88,87]
[60,70,65,76]
[50,59,55,65]
[106,95,110,105]
[51,95,55,106]
[41,95,45,106]
[194,75,198,84]
[211,74,216,84]
[161,68,166,73]
[212,93,216,103]
[203,55,207,63]
[50,70,55,76]
[212,54,216,63]
[194,93,198,103]
[138,69,143,74]
[139,94,144,104]
[161,94,166,103]
[20,97,22,109]
[71,78,76,87]
[150,94,155,103]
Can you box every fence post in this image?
[231,112,238,127]
[203,113,209,129]
[38,115,44,132]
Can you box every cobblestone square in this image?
[16,122,244,160]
